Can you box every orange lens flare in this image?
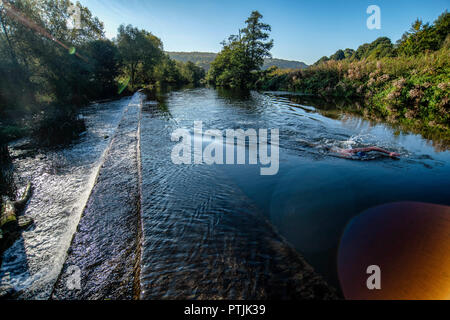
[338,202,450,300]
[2,1,87,62]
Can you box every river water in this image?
[1,88,450,299]
[138,88,450,296]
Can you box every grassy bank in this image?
[257,47,450,138]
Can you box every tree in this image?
[116,24,163,89]
[0,0,107,110]
[82,39,120,98]
[330,49,346,61]
[207,10,273,88]
[179,61,205,85]
[397,12,449,56]
[434,11,450,46]
[314,56,329,65]
[353,37,395,60]
[152,54,181,85]
[241,11,274,71]
[343,48,355,59]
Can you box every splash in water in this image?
[297,138,401,160]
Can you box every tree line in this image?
[314,11,449,64]
[0,0,204,146]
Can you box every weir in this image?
[51,90,339,300]
[52,93,144,299]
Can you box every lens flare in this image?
[118,77,130,94]
[338,202,450,300]
[3,1,87,62]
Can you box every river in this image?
[1,88,450,299]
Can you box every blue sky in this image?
[78,0,448,65]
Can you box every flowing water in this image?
[0,97,130,299]
[1,88,450,299]
[138,88,450,297]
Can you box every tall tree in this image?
[207,10,273,89]
[116,24,163,89]
[82,39,120,98]
[241,10,274,71]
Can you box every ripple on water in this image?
[139,100,337,299]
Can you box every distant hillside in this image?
[166,52,308,71]
[263,58,308,70]
[167,52,216,71]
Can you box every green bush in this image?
[258,47,450,133]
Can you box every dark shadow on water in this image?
[216,87,252,101]
[141,87,174,121]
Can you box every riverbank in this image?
[257,47,450,143]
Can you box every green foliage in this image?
[263,58,307,70]
[116,24,164,89]
[115,26,206,90]
[0,0,106,115]
[315,37,396,65]
[81,39,120,98]
[152,54,180,85]
[241,11,274,71]
[260,47,450,132]
[0,1,205,152]
[32,105,86,146]
[207,41,251,88]
[354,37,396,60]
[151,54,205,86]
[0,125,28,142]
[207,11,274,89]
[397,12,450,56]
[178,61,205,85]
[166,51,216,71]
[330,49,346,61]
[259,10,450,134]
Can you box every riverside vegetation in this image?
[256,12,450,139]
[167,51,308,72]
[0,0,204,146]
[0,0,204,248]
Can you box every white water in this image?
[0,98,130,299]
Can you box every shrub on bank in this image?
[31,107,87,147]
[258,47,450,132]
